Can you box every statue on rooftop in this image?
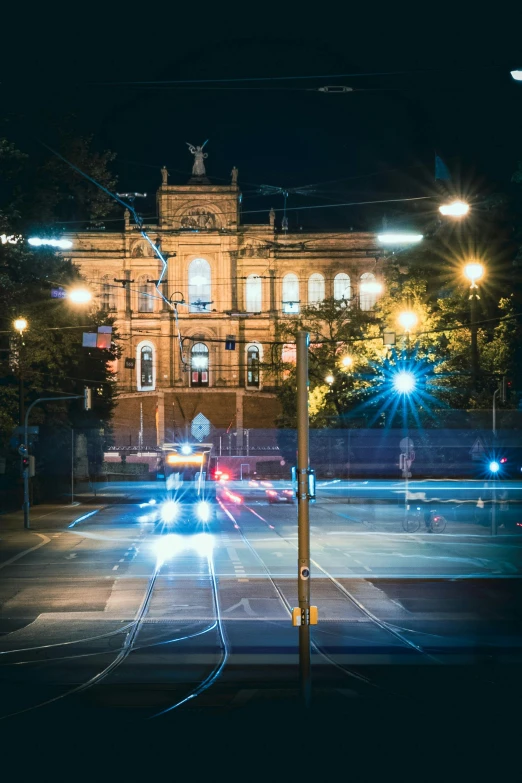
[161,165,168,185]
[186,141,208,177]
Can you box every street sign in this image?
[51,287,66,298]
[399,437,414,452]
[125,358,136,369]
[470,437,485,461]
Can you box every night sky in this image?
[1,5,521,231]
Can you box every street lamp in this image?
[397,310,418,349]
[392,371,416,394]
[13,317,28,335]
[464,261,485,389]
[439,200,469,218]
[68,287,92,304]
[341,355,353,369]
[397,310,418,332]
[325,374,334,385]
[510,69,522,81]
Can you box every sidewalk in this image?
[0,500,107,569]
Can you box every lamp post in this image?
[393,371,416,520]
[13,318,28,426]
[463,262,485,390]
[397,310,418,350]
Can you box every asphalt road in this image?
[1,479,522,740]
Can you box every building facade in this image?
[64,158,384,454]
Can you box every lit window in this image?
[100,275,116,311]
[247,345,260,387]
[188,258,211,312]
[308,273,325,306]
[138,277,154,313]
[334,273,351,306]
[282,273,300,313]
[136,341,155,391]
[245,274,262,312]
[360,272,379,311]
[191,343,209,387]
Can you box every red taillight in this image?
[500,458,508,464]
[266,490,277,496]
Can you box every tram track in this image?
[0,520,228,721]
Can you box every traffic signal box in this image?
[21,455,35,477]
[292,607,318,626]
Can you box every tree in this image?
[0,137,119,507]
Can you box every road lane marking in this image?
[0,533,51,570]
[112,565,119,571]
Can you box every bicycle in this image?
[402,506,447,533]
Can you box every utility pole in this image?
[292,330,317,707]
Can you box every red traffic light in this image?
[500,457,508,464]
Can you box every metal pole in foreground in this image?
[296,330,311,707]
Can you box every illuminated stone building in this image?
[64,154,383,457]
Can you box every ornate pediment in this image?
[179,208,219,230]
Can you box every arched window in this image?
[136,341,155,391]
[138,275,154,313]
[191,342,209,387]
[245,274,262,312]
[246,344,261,387]
[334,273,351,306]
[308,273,325,306]
[282,273,300,314]
[100,275,116,311]
[188,258,211,313]
[360,272,379,311]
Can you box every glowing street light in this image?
[464,262,484,288]
[13,318,28,335]
[397,311,418,332]
[325,374,334,385]
[393,371,416,394]
[341,356,353,368]
[439,200,469,218]
[377,233,423,245]
[510,69,522,81]
[28,237,73,249]
[489,461,500,474]
[68,287,92,304]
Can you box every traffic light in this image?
[84,387,92,410]
[21,455,35,477]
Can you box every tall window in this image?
[308,273,325,306]
[360,272,378,311]
[245,274,262,312]
[247,345,260,387]
[282,273,300,314]
[138,276,154,313]
[188,258,211,312]
[100,275,116,311]
[136,341,155,391]
[334,273,351,306]
[191,342,209,387]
